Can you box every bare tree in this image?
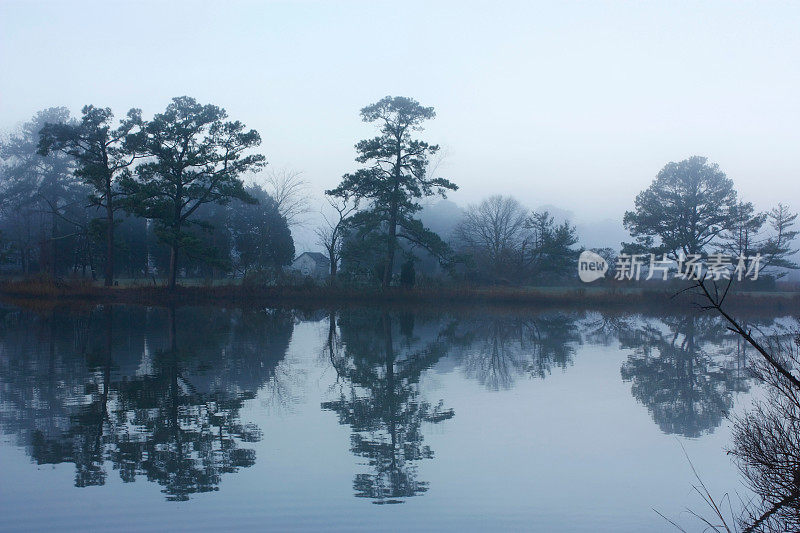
[262,168,312,228]
[693,277,800,390]
[682,277,800,532]
[453,195,528,277]
[315,195,358,279]
[733,338,800,533]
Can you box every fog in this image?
[2,6,800,529]
[1,0,798,250]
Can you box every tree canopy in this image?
[121,96,265,288]
[0,107,85,275]
[229,184,294,274]
[623,156,738,258]
[38,105,143,285]
[327,96,457,287]
[453,196,581,283]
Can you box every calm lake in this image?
[0,303,785,531]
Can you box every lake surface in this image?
[0,303,784,531]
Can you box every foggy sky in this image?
[2,0,798,239]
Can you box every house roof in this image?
[294,251,330,265]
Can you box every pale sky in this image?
[2,0,799,238]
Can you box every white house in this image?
[290,252,330,279]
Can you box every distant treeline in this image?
[0,96,796,289]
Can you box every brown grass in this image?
[1,278,797,313]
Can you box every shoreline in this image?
[1,279,797,313]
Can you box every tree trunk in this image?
[382,166,401,289]
[168,244,178,290]
[50,212,57,278]
[104,202,114,286]
[168,211,181,290]
[330,249,337,279]
[89,241,97,280]
[383,211,397,289]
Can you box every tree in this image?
[121,96,265,289]
[590,247,618,279]
[399,259,415,287]
[453,195,528,280]
[338,223,390,281]
[178,201,233,278]
[453,198,580,283]
[327,96,457,288]
[730,329,800,532]
[0,107,86,276]
[38,105,143,286]
[623,156,738,258]
[315,195,358,279]
[262,168,312,228]
[229,184,294,274]
[717,201,767,259]
[522,211,581,280]
[113,214,149,278]
[689,277,800,531]
[715,201,798,280]
[760,203,799,278]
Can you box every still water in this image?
[0,304,782,531]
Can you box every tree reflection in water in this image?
[322,310,454,504]
[445,311,582,390]
[619,314,749,438]
[0,305,293,500]
[0,303,782,511]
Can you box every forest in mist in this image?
[0,95,797,289]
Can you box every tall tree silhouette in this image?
[39,106,143,285]
[121,96,264,288]
[623,156,738,258]
[327,96,457,287]
[0,108,85,275]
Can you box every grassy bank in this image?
[1,278,797,312]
